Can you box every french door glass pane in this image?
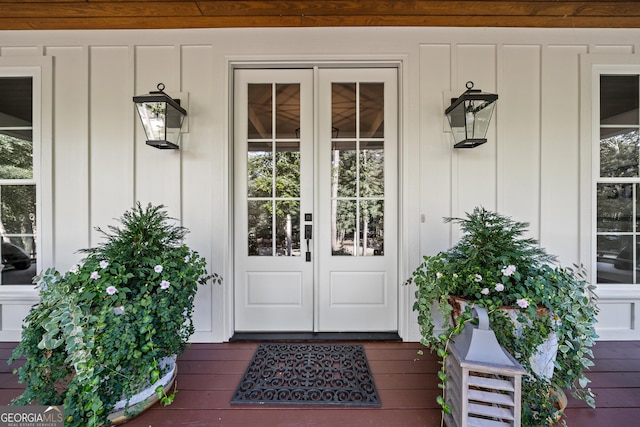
[275,200,300,256]
[332,83,356,138]
[332,199,356,256]
[332,141,357,197]
[275,142,300,198]
[247,143,272,198]
[248,84,272,139]
[360,200,384,256]
[248,200,273,256]
[247,83,301,256]
[360,83,384,138]
[360,140,384,197]
[330,82,385,257]
[276,84,300,139]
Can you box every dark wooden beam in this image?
[0,1,639,30]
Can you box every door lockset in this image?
[305,224,312,262]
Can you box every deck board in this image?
[0,341,637,426]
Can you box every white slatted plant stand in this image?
[444,306,526,427]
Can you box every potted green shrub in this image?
[9,203,221,427]
[410,207,598,426]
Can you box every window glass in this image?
[600,128,639,177]
[0,77,36,284]
[600,75,638,125]
[596,75,640,284]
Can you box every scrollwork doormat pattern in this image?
[230,343,381,407]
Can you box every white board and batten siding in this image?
[0,28,639,341]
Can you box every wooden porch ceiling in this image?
[0,1,640,31]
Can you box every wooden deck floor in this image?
[0,341,638,426]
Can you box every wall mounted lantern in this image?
[445,81,498,148]
[445,306,526,427]
[133,83,187,149]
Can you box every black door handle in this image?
[305,225,312,261]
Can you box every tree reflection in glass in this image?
[246,83,301,256]
[330,82,385,256]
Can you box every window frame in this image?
[0,56,52,300]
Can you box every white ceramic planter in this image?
[450,296,558,380]
[107,356,177,425]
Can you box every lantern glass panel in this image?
[446,103,466,144]
[165,102,185,146]
[468,99,496,140]
[136,101,167,141]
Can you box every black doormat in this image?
[230,343,381,407]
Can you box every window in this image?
[596,74,640,284]
[0,76,37,285]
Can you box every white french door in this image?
[233,67,398,332]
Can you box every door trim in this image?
[225,56,410,341]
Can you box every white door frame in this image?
[224,56,411,341]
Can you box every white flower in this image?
[99,260,109,269]
[453,273,458,278]
[495,283,505,292]
[436,272,443,279]
[106,286,117,295]
[474,274,483,282]
[160,280,170,290]
[480,288,489,295]
[502,265,517,277]
[90,271,100,280]
[516,298,529,309]
[154,265,163,273]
